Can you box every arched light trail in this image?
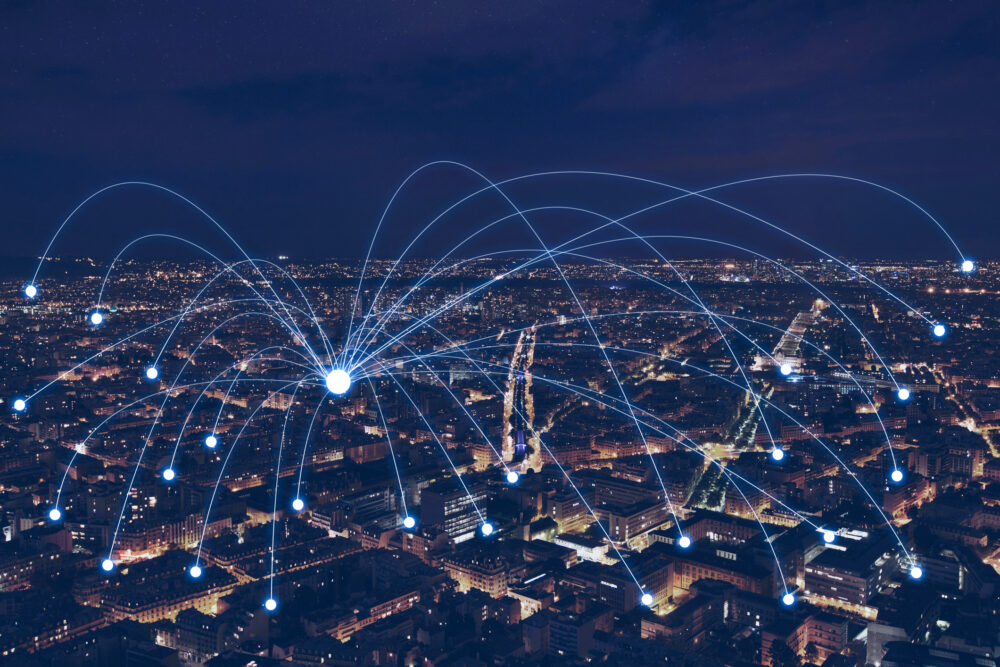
[28,181,344,369]
[345,165,962,366]
[350,207,911,397]
[96,234,337,365]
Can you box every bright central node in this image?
[771,448,785,462]
[961,259,975,273]
[641,593,654,606]
[145,367,159,380]
[932,324,946,338]
[782,593,795,606]
[890,469,904,483]
[897,387,911,401]
[48,508,62,521]
[678,535,692,549]
[506,471,519,484]
[779,363,792,376]
[325,369,352,395]
[12,398,26,412]
[24,284,37,299]
[189,565,202,579]
[403,516,416,529]
[90,311,104,326]
[205,434,218,448]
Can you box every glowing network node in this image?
[480,522,495,537]
[325,368,351,395]
[402,516,416,529]
[782,592,795,606]
[189,565,202,579]
[961,259,975,273]
[779,363,792,376]
[932,323,946,338]
[897,387,911,401]
[890,469,904,483]
[678,535,692,549]
[101,559,115,572]
[910,566,923,580]
[823,530,836,543]
[264,598,278,612]
[24,284,37,299]
[145,366,159,380]
[12,398,26,412]
[48,508,62,521]
[291,498,305,512]
[205,434,218,448]
[770,448,785,462]
[506,470,520,484]
[89,310,104,326]
[641,593,654,606]
[162,467,176,482]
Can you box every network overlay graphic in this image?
[4,163,987,662]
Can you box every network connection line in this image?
[22,164,968,610]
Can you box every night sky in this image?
[1,2,997,261]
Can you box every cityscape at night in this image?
[2,2,999,667]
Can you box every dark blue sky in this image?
[1,1,997,260]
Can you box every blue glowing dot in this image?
[480,522,494,537]
[506,470,519,484]
[771,448,785,462]
[641,593,654,606]
[264,598,277,612]
[145,367,159,380]
[823,530,835,543]
[90,311,104,326]
[325,368,351,395]
[24,284,37,299]
[782,592,795,606]
[12,398,26,412]
[162,468,176,482]
[961,259,975,273]
[403,516,416,529]
[48,508,62,521]
[189,565,202,579]
[910,566,923,580]
[678,535,691,549]
[205,434,218,448]
[101,559,115,572]
[292,498,305,512]
[897,387,911,401]
[932,324,946,338]
[779,363,792,376]
[890,469,904,483]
